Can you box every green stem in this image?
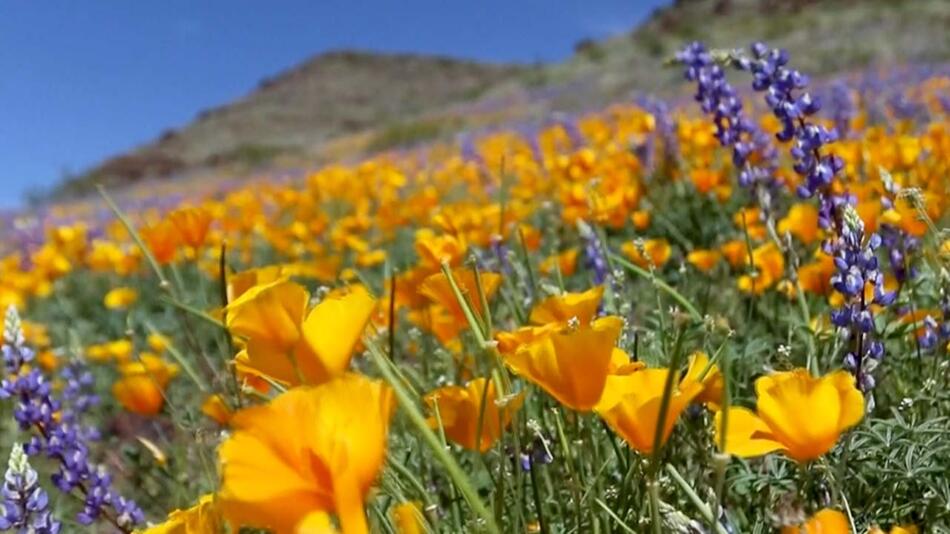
[366,340,500,534]
[528,455,549,534]
[97,185,172,293]
[441,262,489,348]
[648,477,663,534]
[595,499,638,534]
[609,253,702,321]
[665,464,731,534]
[144,322,209,393]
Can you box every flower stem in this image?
[366,339,500,534]
[608,253,702,321]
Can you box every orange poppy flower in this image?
[226,280,376,386]
[141,220,180,265]
[219,374,393,534]
[620,239,671,269]
[528,286,603,326]
[505,316,622,411]
[425,377,524,452]
[169,206,213,250]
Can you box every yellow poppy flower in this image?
[494,324,558,356]
[147,332,171,353]
[424,377,524,452]
[720,239,748,269]
[219,374,393,534]
[686,249,721,273]
[113,354,180,417]
[505,316,622,411]
[226,265,290,303]
[141,221,180,265]
[539,248,579,277]
[414,230,466,271]
[528,286,603,326]
[119,353,180,384]
[631,209,651,230]
[107,339,134,363]
[780,508,849,534]
[295,512,338,534]
[169,206,213,250]
[390,501,425,534]
[596,364,703,454]
[112,375,167,417]
[104,287,138,310]
[869,525,919,534]
[201,394,232,426]
[798,252,835,296]
[737,242,785,295]
[140,493,221,534]
[227,280,376,386]
[716,369,864,462]
[778,203,820,245]
[680,351,723,409]
[620,239,671,269]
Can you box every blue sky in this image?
[0,1,666,208]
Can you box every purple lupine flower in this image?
[828,81,855,140]
[830,207,893,396]
[58,361,101,443]
[738,42,844,204]
[579,221,609,286]
[674,42,779,212]
[0,443,61,534]
[879,223,919,285]
[887,91,924,123]
[0,307,144,532]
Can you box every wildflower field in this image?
[2,41,950,534]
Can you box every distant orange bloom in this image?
[539,248,579,277]
[112,354,180,417]
[620,238,671,269]
[778,203,820,245]
[169,206,213,249]
[631,210,651,230]
[141,220,180,265]
[686,249,721,273]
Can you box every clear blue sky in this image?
[0,1,667,208]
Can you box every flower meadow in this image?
[1,42,949,534]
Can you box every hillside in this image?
[53,52,528,198]
[55,0,950,199]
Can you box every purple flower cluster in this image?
[0,307,144,532]
[828,81,855,140]
[58,362,101,443]
[829,207,895,394]
[675,42,779,209]
[737,42,845,206]
[0,443,60,534]
[879,223,919,285]
[579,221,609,285]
